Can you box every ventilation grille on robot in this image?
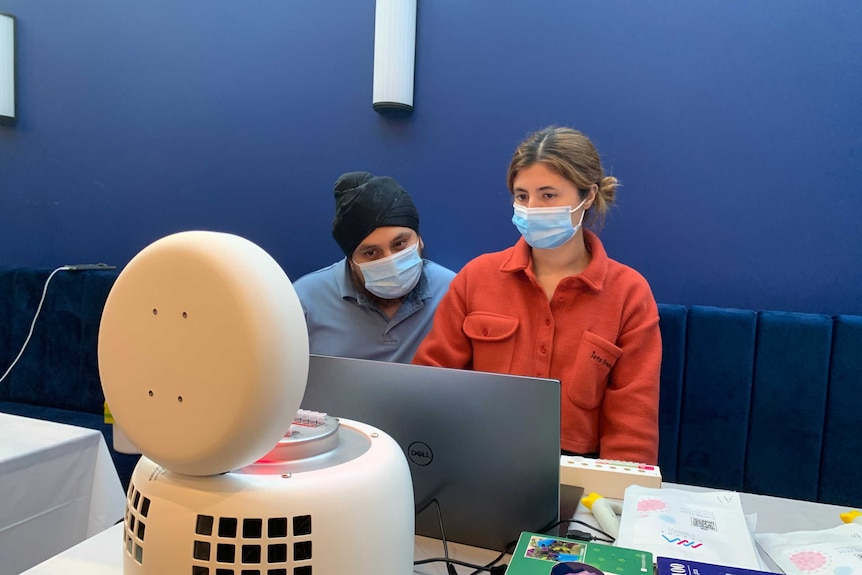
[125,481,151,564]
[125,481,315,575]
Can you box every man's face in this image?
[351,226,421,264]
[348,226,423,302]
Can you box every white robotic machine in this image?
[98,231,414,575]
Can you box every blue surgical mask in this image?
[512,198,587,249]
[354,242,424,299]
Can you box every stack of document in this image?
[756,523,862,575]
[616,486,763,570]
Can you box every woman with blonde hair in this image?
[413,126,661,464]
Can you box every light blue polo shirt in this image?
[292,258,456,364]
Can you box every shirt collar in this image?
[499,230,608,291]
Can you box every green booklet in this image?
[505,532,653,575]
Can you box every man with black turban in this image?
[292,171,455,363]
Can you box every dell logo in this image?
[408,441,433,466]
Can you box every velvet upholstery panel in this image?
[677,305,757,490]
[818,315,862,507]
[745,311,832,501]
[8,269,84,410]
[4,269,116,413]
[0,267,135,490]
[1,269,53,403]
[0,269,18,402]
[657,303,687,483]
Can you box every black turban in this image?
[331,171,420,257]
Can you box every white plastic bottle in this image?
[582,492,622,539]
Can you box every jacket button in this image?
[482,327,488,336]
[540,345,547,354]
[545,318,551,326]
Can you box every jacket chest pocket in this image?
[462,313,520,373]
[567,331,622,409]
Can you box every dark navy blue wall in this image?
[1,1,860,315]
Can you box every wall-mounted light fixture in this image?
[0,13,15,123]
[372,0,416,113]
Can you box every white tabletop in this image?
[21,524,505,575]
[17,479,856,575]
[411,485,854,574]
[665,482,851,534]
[0,413,127,575]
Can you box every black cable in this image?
[465,517,563,575]
[461,515,615,575]
[414,498,457,574]
[414,556,507,572]
[465,539,517,575]
[536,517,615,542]
[414,507,615,573]
[415,499,450,564]
[565,519,614,542]
[414,498,507,574]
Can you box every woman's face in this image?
[512,162,586,209]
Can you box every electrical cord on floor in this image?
[0,266,69,385]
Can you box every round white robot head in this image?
[98,231,309,476]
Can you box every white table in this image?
[18,524,505,575]
[18,481,856,575]
[0,413,127,575]
[412,485,855,574]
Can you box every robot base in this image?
[121,418,414,575]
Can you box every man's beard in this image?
[348,264,407,309]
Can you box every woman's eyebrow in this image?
[513,185,558,192]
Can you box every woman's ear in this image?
[584,184,598,209]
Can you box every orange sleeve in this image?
[412,271,473,369]
[597,281,661,464]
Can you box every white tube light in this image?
[0,13,15,122]
[372,0,416,113]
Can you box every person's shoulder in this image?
[422,259,456,280]
[605,256,657,305]
[605,255,651,284]
[292,261,341,291]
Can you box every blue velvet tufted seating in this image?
[1,268,860,505]
[658,304,862,507]
[0,267,139,489]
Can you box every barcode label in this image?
[691,517,717,531]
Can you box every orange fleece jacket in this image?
[413,231,661,464]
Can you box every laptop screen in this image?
[300,353,562,551]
